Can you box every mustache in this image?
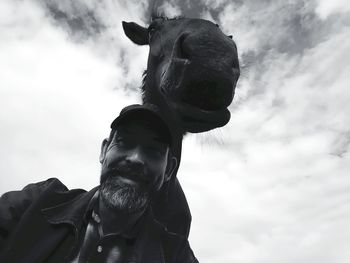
[101,162,149,184]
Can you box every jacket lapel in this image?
[1,186,97,263]
[127,210,165,263]
[41,186,99,229]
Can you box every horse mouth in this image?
[176,77,235,132]
[160,56,237,132]
[169,101,231,133]
[181,78,235,111]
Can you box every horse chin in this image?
[160,59,234,132]
[168,101,231,133]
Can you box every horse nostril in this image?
[181,39,191,60]
[174,34,191,60]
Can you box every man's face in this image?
[99,119,174,213]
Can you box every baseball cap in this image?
[110,104,175,147]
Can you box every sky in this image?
[1,0,350,262]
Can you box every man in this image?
[0,104,198,263]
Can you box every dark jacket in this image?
[152,131,191,238]
[0,178,198,263]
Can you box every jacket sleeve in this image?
[0,178,58,249]
[176,239,199,263]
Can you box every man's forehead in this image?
[114,119,171,145]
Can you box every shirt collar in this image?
[88,192,149,240]
[87,196,164,262]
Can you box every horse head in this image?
[122,15,240,133]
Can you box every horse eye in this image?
[215,24,219,27]
[148,24,157,33]
[148,24,157,39]
[228,35,233,39]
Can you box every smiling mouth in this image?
[117,176,140,186]
[109,167,147,185]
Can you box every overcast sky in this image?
[1,0,350,262]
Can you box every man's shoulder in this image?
[24,178,89,203]
[21,177,86,195]
[1,178,63,203]
[23,177,68,192]
[1,178,87,210]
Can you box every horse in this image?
[122,14,240,237]
[123,15,240,133]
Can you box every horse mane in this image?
[150,11,184,22]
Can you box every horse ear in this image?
[122,21,148,45]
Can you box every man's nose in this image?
[125,147,145,171]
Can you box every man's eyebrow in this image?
[112,133,122,140]
[152,136,170,146]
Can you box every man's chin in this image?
[100,181,149,213]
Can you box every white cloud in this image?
[157,0,182,17]
[181,1,350,262]
[315,0,350,19]
[0,0,143,192]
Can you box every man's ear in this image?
[165,156,178,182]
[99,138,109,164]
[122,21,149,45]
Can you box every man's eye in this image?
[147,145,166,156]
[112,138,125,146]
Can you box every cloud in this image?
[315,0,350,19]
[181,1,350,262]
[38,0,151,93]
[0,0,142,192]
[156,0,182,17]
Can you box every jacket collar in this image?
[41,186,99,231]
[41,187,165,263]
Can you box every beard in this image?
[100,169,150,213]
